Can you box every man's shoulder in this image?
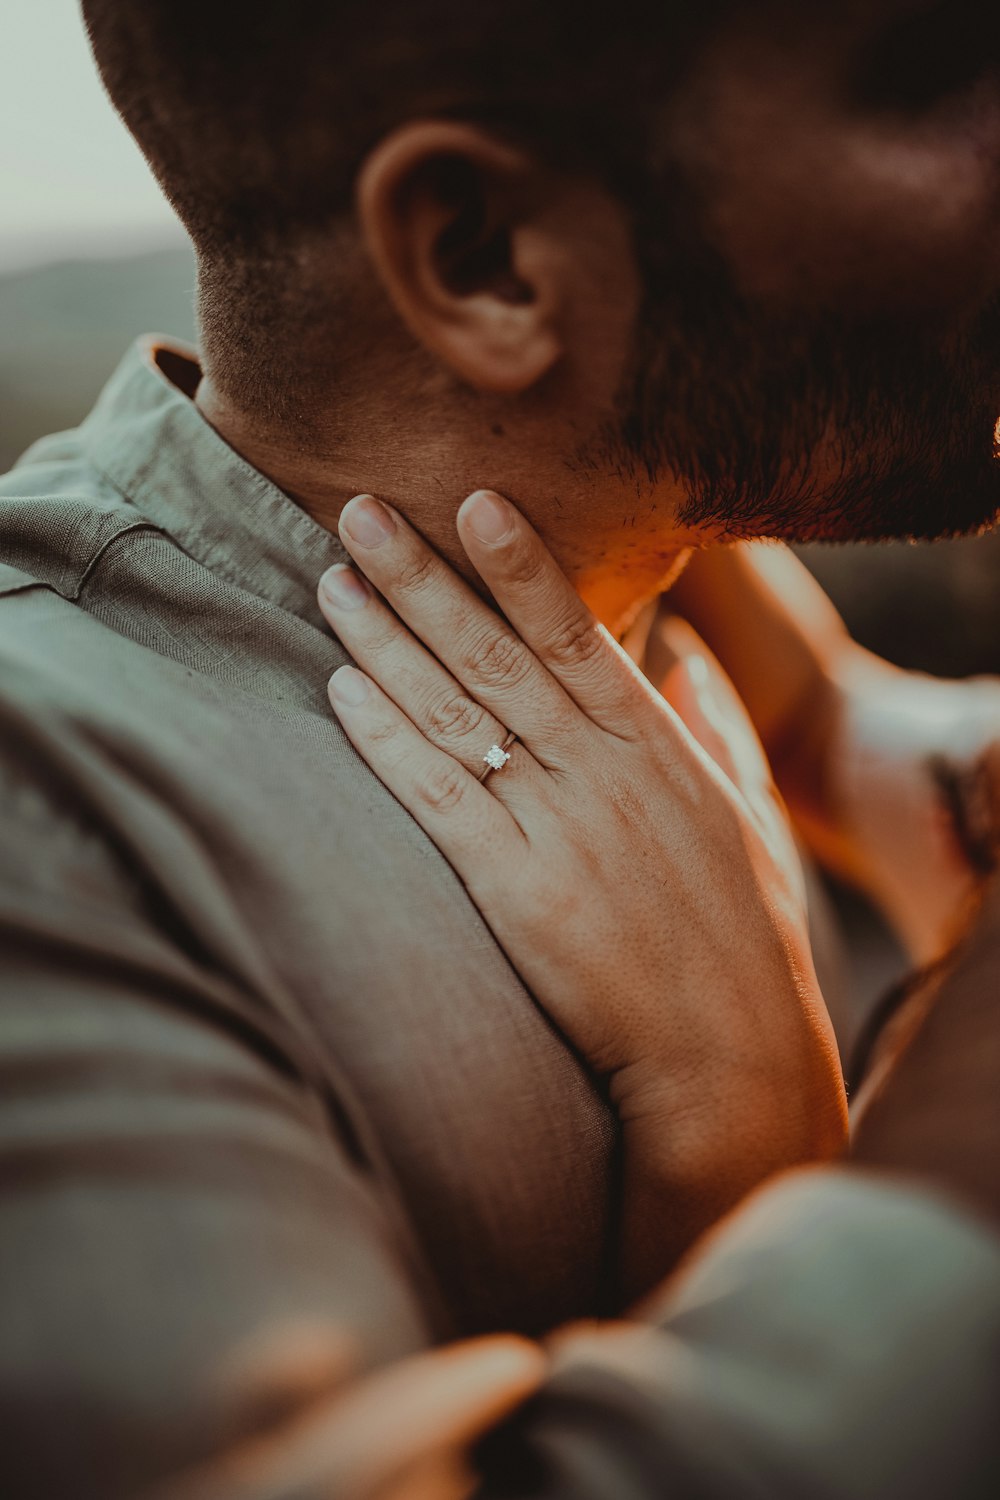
[0,426,153,608]
[0,583,138,808]
[0,439,151,746]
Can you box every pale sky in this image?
[0,0,186,273]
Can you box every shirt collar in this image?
[82,335,348,631]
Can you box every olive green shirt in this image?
[1,339,998,1498]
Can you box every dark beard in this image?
[591,186,1000,544]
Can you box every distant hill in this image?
[0,246,196,472]
[2,243,999,678]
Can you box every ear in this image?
[356,121,576,394]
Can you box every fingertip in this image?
[337,493,377,529]
[459,490,515,547]
[318,563,371,612]
[421,1335,548,1429]
[452,1333,549,1387]
[339,494,397,549]
[329,664,371,708]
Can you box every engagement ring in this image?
[479,732,516,780]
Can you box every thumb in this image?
[648,613,772,802]
[156,1335,546,1500]
[649,615,806,913]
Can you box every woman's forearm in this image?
[665,541,854,776]
[666,542,907,884]
[666,541,1000,962]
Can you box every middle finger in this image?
[336,494,582,768]
[318,561,539,792]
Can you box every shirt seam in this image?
[87,454,334,628]
[0,519,165,604]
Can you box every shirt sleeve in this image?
[478,1169,1000,1499]
[5,688,1000,1500]
[0,790,432,1500]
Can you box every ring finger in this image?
[335,494,585,768]
[318,561,541,796]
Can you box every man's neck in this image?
[195,375,691,639]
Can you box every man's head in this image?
[84,0,1000,568]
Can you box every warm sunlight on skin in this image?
[320,490,848,1299]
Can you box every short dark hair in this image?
[83,1,716,407]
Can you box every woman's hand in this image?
[317,490,848,1298]
[819,659,1000,964]
[666,540,1000,965]
[159,1333,543,1500]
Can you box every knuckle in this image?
[503,542,547,590]
[364,715,402,750]
[414,760,468,815]
[424,691,489,744]
[364,614,405,658]
[465,628,533,690]
[394,547,438,595]
[545,610,605,671]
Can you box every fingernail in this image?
[341,495,395,549]
[329,666,370,706]
[319,565,370,611]
[465,490,513,545]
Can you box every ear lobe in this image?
[356,121,564,393]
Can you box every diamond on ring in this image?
[483,743,511,772]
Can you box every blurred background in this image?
[1,0,194,474]
[5,0,1000,1018]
